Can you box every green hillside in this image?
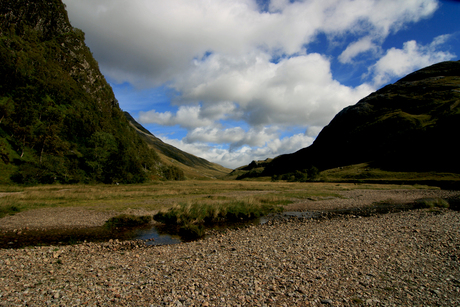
[124,112,231,179]
[0,0,160,184]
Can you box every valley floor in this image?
[0,189,459,306]
[0,188,458,230]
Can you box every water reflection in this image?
[0,212,318,249]
[134,226,182,246]
[0,225,183,249]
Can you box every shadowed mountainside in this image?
[237,61,460,179]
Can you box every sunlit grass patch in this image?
[153,197,285,238]
[153,201,282,240]
[0,180,430,219]
[0,186,24,193]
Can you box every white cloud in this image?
[139,102,238,129]
[339,36,380,64]
[171,52,374,128]
[140,51,374,156]
[306,126,323,138]
[183,126,247,145]
[64,0,439,87]
[161,132,315,169]
[369,35,456,86]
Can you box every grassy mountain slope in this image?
[238,61,460,181]
[124,112,231,179]
[0,0,161,184]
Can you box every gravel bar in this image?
[1,207,459,306]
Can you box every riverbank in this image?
[2,188,459,231]
[0,194,459,305]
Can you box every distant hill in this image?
[124,112,231,179]
[0,0,164,184]
[237,61,460,180]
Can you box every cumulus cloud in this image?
[139,102,238,129]
[306,126,323,138]
[171,51,374,129]
[183,126,247,146]
[64,0,439,87]
[339,37,380,64]
[139,51,374,156]
[369,35,456,86]
[161,132,315,169]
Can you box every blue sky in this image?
[63,0,459,169]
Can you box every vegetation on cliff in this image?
[124,112,231,180]
[0,0,165,184]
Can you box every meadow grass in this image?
[0,180,435,219]
[0,180,441,239]
[153,196,286,239]
[320,163,460,183]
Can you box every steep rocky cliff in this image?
[0,0,161,184]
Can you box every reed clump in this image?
[153,200,284,239]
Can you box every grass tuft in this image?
[413,198,449,209]
[0,204,21,218]
[154,200,283,239]
[154,201,283,226]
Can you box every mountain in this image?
[0,0,231,185]
[124,112,231,179]
[239,61,460,179]
[0,0,164,184]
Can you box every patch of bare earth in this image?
[285,188,460,211]
[0,207,157,230]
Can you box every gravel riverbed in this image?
[1,189,459,306]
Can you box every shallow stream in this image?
[0,212,307,249]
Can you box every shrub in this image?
[272,166,320,182]
[160,165,185,181]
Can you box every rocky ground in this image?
[0,189,459,306]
